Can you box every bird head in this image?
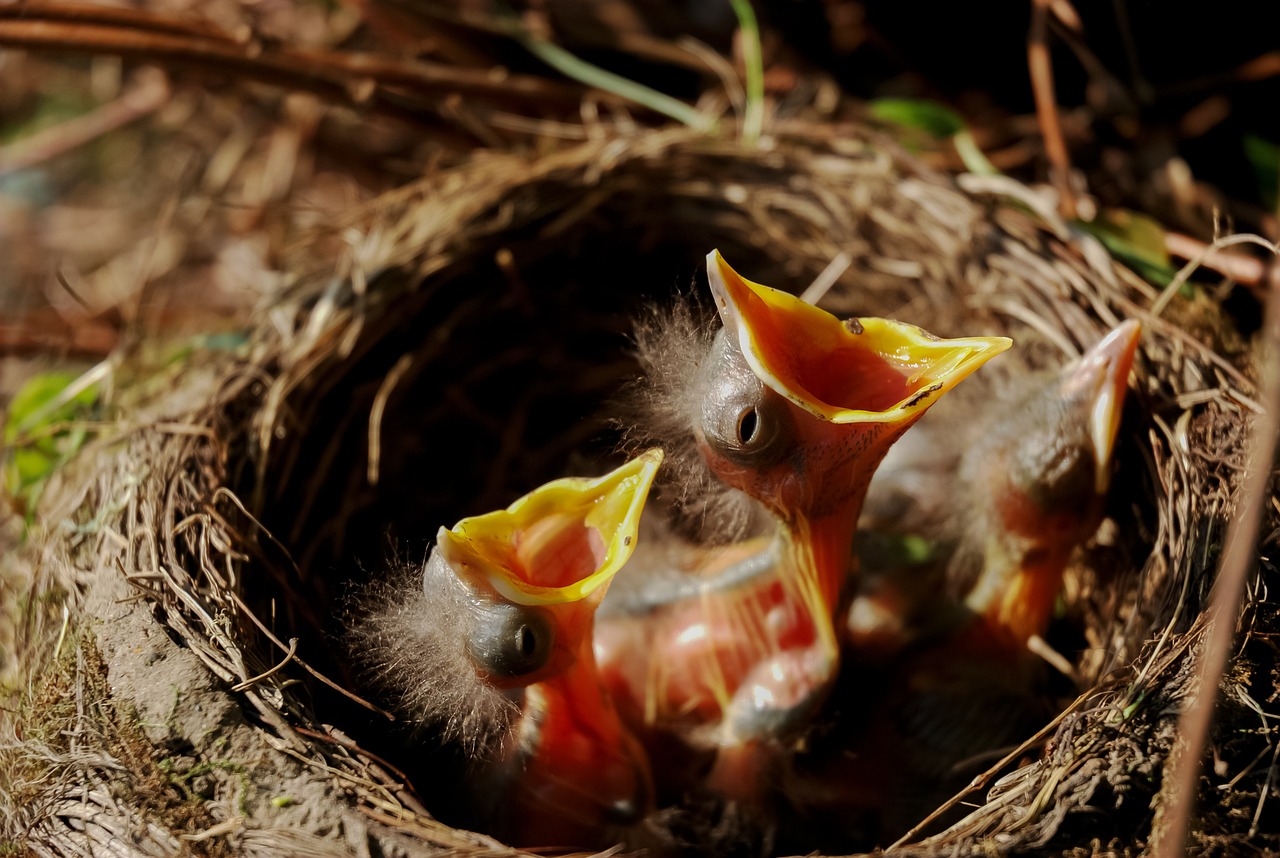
[412,450,664,846]
[982,319,1141,540]
[697,249,1012,528]
[436,448,663,689]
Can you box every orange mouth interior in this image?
[752,318,931,414]
[512,514,609,590]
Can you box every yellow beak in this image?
[437,449,663,606]
[706,249,1011,424]
[1064,319,1141,493]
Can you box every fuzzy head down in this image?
[345,557,519,759]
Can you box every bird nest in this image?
[7,122,1275,857]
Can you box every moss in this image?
[2,635,235,857]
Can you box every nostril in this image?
[605,798,640,825]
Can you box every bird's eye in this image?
[467,602,554,679]
[516,623,538,658]
[737,407,760,445]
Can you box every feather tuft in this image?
[616,296,770,545]
[346,556,520,759]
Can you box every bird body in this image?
[597,531,832,805]
[956,319,1141,645]
[847,319,1142,657]
[697,250,1011,657]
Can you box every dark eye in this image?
[467,602,554,679]
[737,407,759,445]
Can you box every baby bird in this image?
[789,320,1143,850]
[955,318,1142,645]
[352,450,663,849]
[602,252,1009,801]
[846,318,1143,657]
[696,250,1011,631]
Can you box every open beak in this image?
[438,449,663,606]
[1061,319,1141,493]
[706,249,1011,424]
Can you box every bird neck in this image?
[968,530,1073,646]
[513,634,651,844]
[779,509,860,670]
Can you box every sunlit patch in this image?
[675,623,710,647]
[751,684,777,710]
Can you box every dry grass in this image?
[2,115,1272,856]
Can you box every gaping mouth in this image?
[707,249,1011,424]
[438,449,663,605]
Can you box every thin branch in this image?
[1153,252,1280,856]
[0,11,587,125]
[1165,232,1267,287]
[367,354,413,487]
[0,315,120,359]
[887,694,1084,850]
[0,2,240,40]
[1028,0,1077,219]
[1151,234,1280,317]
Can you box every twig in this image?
[1028,0,1077,219]
[0,2,240,40]
[886,695,1083,850]
[178,816,245,842]
[0,316,119,359]
[230,637,298,692]
[293,726,419,792]
[679,36,745,119]
[1165,232,1267,287]
[367,354,413,486]
[1152,252,1280,857]
[1151,234,1280,317]
[0,12,586,122]
[799,252,852,305]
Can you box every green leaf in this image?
[1244,134,1279,211]
[729,0,764,145]
[856,530,935,572]
[1120,690,1145,722]
[3,371,100,503]
[869,99,997,174]
[1075,209,1180,289]
[869,98,967,139]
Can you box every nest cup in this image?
[13,123,1271,856]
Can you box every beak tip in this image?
[1083,319,1142,494]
